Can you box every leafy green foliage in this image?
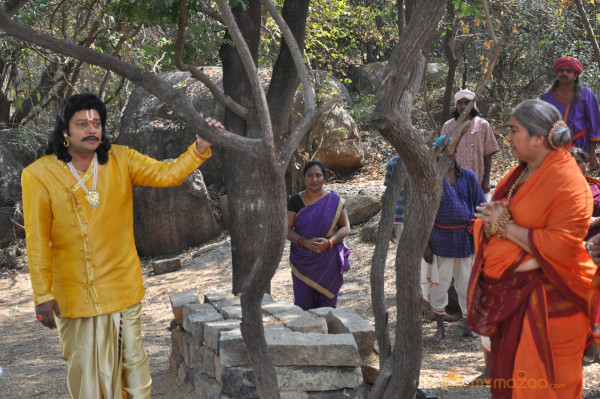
[304,0,397,73]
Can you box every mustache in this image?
[82,136,100,141]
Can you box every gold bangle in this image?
[490,209,512,238]
[498,220,513,239]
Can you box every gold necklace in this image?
[506,167,527,208]
[303,189,324,205]
[68,153,100,209]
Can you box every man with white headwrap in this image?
[440,89,500,195]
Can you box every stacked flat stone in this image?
[168,289,378,399]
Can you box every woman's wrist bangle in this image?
[491,210,513,239]
[298,237,304,246]
[328,239,333,249]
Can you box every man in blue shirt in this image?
[422,136,486,342]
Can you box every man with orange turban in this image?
[541,56,600,168]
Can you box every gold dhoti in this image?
[57,303,151,398]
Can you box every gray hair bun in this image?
[550,123,571,148]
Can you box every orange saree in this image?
[467,149,597,399]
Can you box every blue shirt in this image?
[429,168,486,258]
[384,156,405,224]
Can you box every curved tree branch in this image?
[279,97,338,167]
[214,0,272,138]
[574,0,600,70]
[175,0,248,119]
[197,1,224,24]
[446,0,501,156]
[260,0,315,112]
[0,7,264,156]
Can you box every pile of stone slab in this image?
[169,289,380,399]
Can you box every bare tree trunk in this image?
[240,148,287,399]
[219,0,265,295]
[396,0,405,35]
[267,0,310,145]
[370,159,407,366]
[0,92,10,127]
[370,1,446,397]
[574,0,600,70]
[442,0,458,123]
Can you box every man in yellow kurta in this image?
[22,93,221,398]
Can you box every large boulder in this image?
[348,61,447,96]
[118,68,363,179]
[117,70,225,187]
[0,143,24,206]
[311,70,352,105]
[310,106,363,174]
[132,169,220,257]
[346,62,387,96]
[288,97,364,175]
[344,195,381,225]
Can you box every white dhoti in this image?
[421,254,474,317]
[57,302,151,399]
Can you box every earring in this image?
[63,133,69,148]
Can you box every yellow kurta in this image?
[22,143,210,318]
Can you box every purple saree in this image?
[290,191,351,310]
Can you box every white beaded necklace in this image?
[68,152,100,209]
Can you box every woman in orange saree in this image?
[468,99,597,399]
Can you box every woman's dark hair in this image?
[45,93,112,164]
[303,160,327,178]
[569,147,588,163]
[453,107,479,120]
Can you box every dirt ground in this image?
[1,228,599,399]
[1,132,599,398]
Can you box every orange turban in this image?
[553,56,583,75]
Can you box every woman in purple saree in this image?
[287,161,351,310]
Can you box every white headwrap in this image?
[454,89,476,103]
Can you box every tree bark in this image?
[219,0,266,296]
[442,0,458,124]
[370,158,407,366]
[240,146,287,399]
[218,1,313,396]
[1,4,324,398]
[267,0,310,146]
[574,0,600,71]
[370,1,446,397]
